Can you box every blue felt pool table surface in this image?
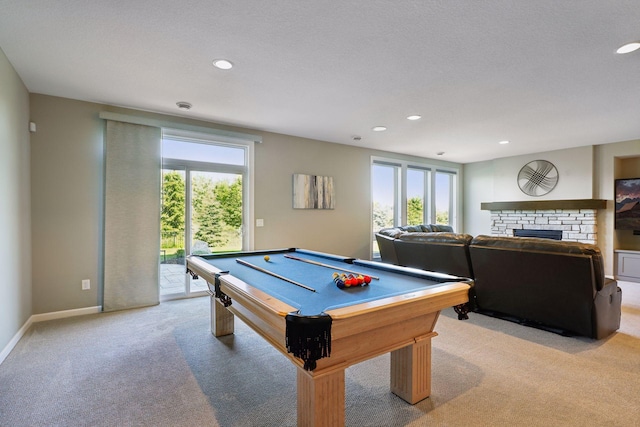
[195,248,466,316]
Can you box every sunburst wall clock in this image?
[517,160,559,197]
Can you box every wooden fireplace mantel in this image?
[480,199,608,211]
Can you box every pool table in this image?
[186,248,471,427]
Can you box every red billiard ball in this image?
[364,276,372,284]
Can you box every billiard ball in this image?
[333,272,346,289]
[264,255,270,262]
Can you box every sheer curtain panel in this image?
[103,120,161,311]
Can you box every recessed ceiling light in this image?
[212,59,234,69]
[407,115,422,121]
[499,140,510,145]
[352,135,362,141]
[436,152,445,156]
[372,126,387,132]
[176,101,192,110]
[616,42,640,54]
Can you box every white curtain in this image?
[103,120,161,311]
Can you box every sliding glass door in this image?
[160,168,188,296]
[160,134,249,298]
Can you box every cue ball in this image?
[264,255,270,262]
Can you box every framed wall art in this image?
[517,160,559,197]
[293,174,335,209]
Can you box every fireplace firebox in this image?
[513,229,563,240]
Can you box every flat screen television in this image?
[615,177,640,230]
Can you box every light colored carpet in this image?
[1,282,639,426]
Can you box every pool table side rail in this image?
[352,259,470,283]
[326,282,470,321]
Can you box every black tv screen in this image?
[615,178,640,230]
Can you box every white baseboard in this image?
[0,305,102,365]
[0,317,33,365]
[30,306,102,323]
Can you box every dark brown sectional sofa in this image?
[375,227,622,339]
[375,224,458,266]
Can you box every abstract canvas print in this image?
[293,174,335,209]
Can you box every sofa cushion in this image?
[377,227,404,238]
[428,224,454,232]
[397,232,472,245]
[399,224,426,233]
[470,235,605,291]
[378,224,454,237]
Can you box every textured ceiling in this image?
[1,1,638,163]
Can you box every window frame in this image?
[371,156,460,258]
[407,165,432,225]
[162,128,255,251]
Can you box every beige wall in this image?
[252,132,463,256]
[463,145,595,237]
[464,140,640,276]
[29,94,460,314]
[462,161,494,236]
[253,132,373,257]
[30,95,104,313]
[493,146,594,201]
[0,47,31,355]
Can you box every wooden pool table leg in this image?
[297,367,345,427]
[211,296,234,336]
[389,332,437,404]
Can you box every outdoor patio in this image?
[160,263,208,296]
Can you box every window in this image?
[162,138,246,165]
[160,130,252,298]
[407,167,430,225]
[372,162,400,233]
[435,170,456,226]
[371,157,458,259]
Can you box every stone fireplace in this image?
[481,199,607,245]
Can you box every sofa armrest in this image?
[377,227,404,238]
[593,278,622,339]
[375,233,399,265]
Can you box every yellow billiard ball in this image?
[264,255,270,262]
